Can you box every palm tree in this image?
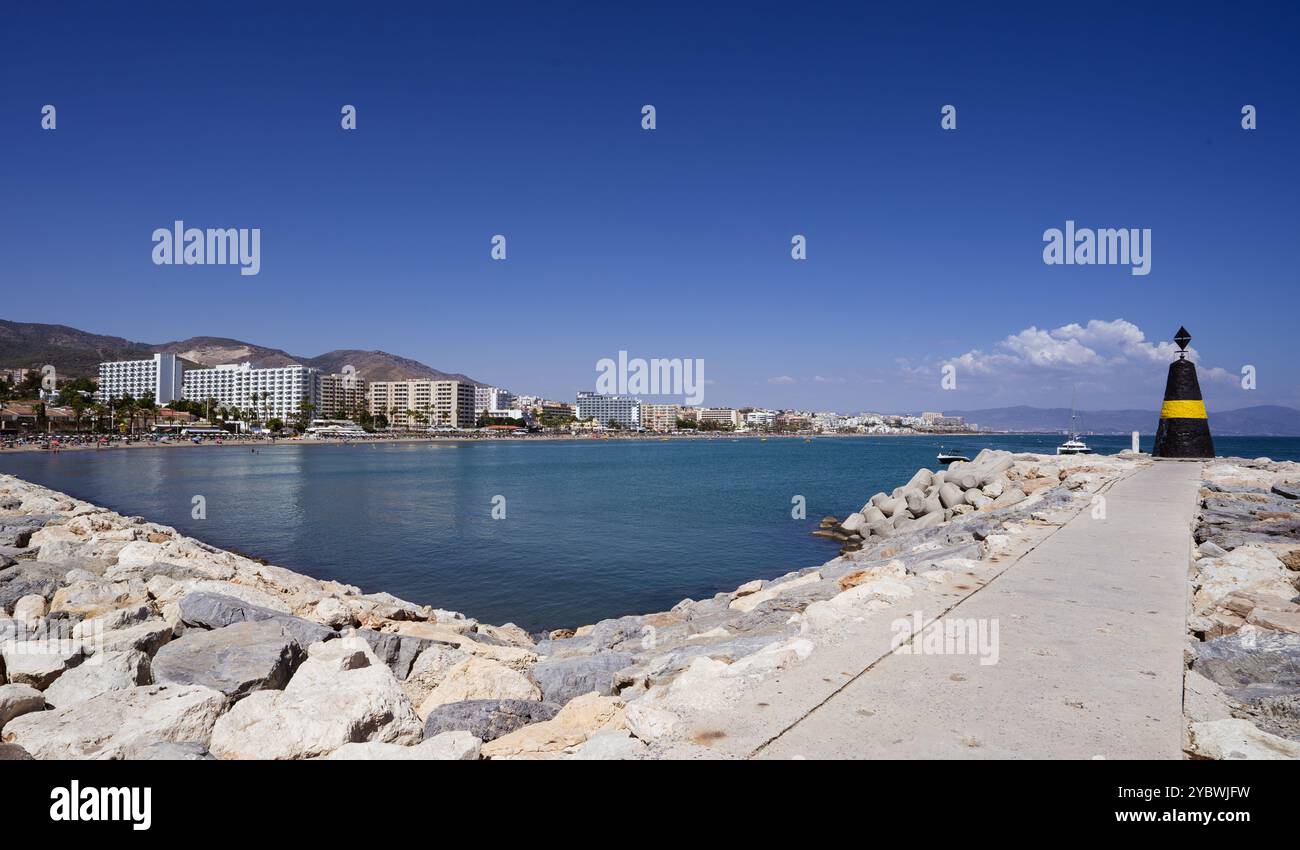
[138,392,158,433]
[118,393,137,435]
[297,397,316,432]
[69,396,88,433]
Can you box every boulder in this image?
[312,597,356,629]
[354,628,436,680]
[42,650,151,708]
[208,635,423,760]
[0,683,45,730]
[529,651,635,704]
[1192,631,1300,702]
[417,655,541,717]
[1186,719,1300,759]
[904,491,927,516]
[1,684,225,759]
[0,742,33,760]
[323,731,481,760]
[981,477,1006,499]
[481,692,626,758]
[0,578,60,614]
[905,469,934,490]
[1247,608,1300,634]
[570,729,647,760]
[11,594,46,624]
[50,579,148,618]
[1271,483,1300,500]
[879,497,906,518]
[623,701,681,742]
[86,620,175,658]
[866,521,894,539]
[30,527,87,562]
[989,488,1027,510]
[179,592,335,648]
[1198,540,1230,559]
[400,643,471,707]
[912,510,946,530]
[113,541,168,570]
[937,483,965,510]
[422,698,559,742]
[152,620,304,699]
[1193,547,1298,613]
[839,512,867,533]
[0,519,43,549]
[729,572,821,613]
[0,638,83,690]
[74,604,154,637]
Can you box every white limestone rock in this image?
[417,655,541,718]
[1186,719,1300,760]
[42,650,151,708]
[208,635,423,760]
[1,683,225,759]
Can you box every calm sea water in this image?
[2,434,1297,630]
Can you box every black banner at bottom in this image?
[3,758,1286,837]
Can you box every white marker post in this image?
[1132,431,1140,453]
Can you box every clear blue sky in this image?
[3,1,1297,411]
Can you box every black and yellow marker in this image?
[1152,326,1215,458]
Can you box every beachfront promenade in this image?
[675,462,1203,759]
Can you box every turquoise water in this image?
[2,435,1297,630]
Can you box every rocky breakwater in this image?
[0,451,1137,760]
[1182,458,1300,760]
[813,450,1083,553]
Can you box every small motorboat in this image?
[937,447,970,464]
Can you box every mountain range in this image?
[944,405,1300,437]
[0,320,486,385]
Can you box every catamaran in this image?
[1056,392,1093,455]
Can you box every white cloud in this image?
[911,318,1238,405]
[766,375,796,385]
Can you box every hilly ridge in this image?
[0,320,487,385]
[944,405,1300,437]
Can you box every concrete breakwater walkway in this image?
[678,462,1203,759]
[3,453,1215,760]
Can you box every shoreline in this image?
[4,450,1295,760]
[0,430,973,455]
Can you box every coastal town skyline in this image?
[0,314,1288,414]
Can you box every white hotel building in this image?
[96,353,185,404]
[182,363,319,421]
[473,386,515,415]
[575,392,640,429]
